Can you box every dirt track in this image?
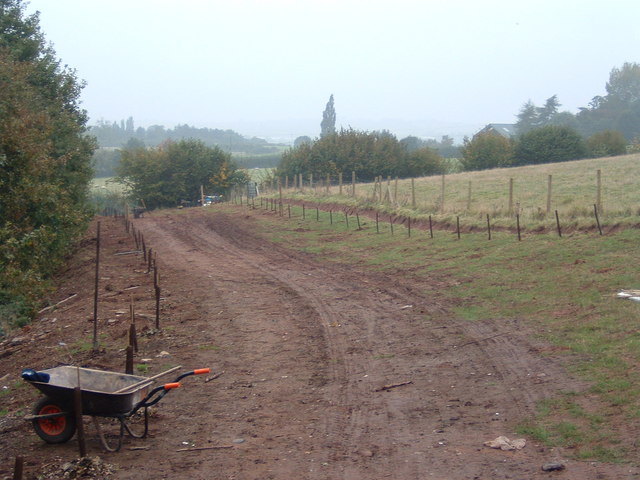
[1,208,636,479]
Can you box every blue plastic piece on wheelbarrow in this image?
[21,368,50,383]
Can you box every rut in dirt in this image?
[126,208,607,480]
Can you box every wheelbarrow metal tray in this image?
[28,366,151,415]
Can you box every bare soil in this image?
[0,207,637,479]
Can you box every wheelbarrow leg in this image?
[121,407,149,439]
[92,417,125,452]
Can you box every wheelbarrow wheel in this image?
[32,397,76,444]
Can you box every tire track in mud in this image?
[131,209,622,480]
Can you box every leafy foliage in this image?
[460,132,514,171]
[116,139,248,209]
[400,135,461,158]
[586,130,627,158]
[320,94,336,138]
[92,148,121,177]
[90,117,282,154]
[577,63,640,140]
[0,0,95,333]
[515,63,640,141]
[514,125,586,166]
[277,128,445,181]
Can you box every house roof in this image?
[477,123,519,138]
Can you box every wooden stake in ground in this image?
[351,171,356,197]
[13,456,23,480]
[596,169,602,213]
[394,177,399,207]
[546,174,552,214]
[555,210,562,238]
[508,178,514,215]
[154,258,161,330]
[594,204,603,236]
[487,214,492,240]
[129,322,138,353]
[74,368,87,457]
[92,221,101,351]
[129,297,136,344]
[440,175,445,213]
[147,247,153,273]
[125,345,134,375]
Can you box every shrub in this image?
[586,130,627,157]
[514,125,586,165]
[460,132,514,171]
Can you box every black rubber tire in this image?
[32,397,77,444]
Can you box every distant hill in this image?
[89,118,285,154]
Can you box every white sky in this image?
[26,0,640,142]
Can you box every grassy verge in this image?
[219,202,640,463]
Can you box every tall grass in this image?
[265,153,640,230]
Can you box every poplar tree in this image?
[320,94,336,138]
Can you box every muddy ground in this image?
[0,207,637,479]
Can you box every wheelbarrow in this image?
[22,365,210,451]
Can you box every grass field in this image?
[218,201,640,464]
[263,153,640,231]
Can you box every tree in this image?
[117,139,244,209]
[278,128,444,181]
[576,63,640,139]
[320,94,336,138]
[0,0,95,331]
[294,135,312,148]
[586,130,627,158]
[516,100,540,134]
[516,96,562,134]
[514,125,586,166]
[460,132,514,171]
[606,62,640,104]
[399,136,425,152]
[537,95,560,124]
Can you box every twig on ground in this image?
[374,381,413,392]
[38,294,78,314]
[176,445,233,452]
[205,371,224,383]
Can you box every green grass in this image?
[91,176,128,193]
[263,153,640,230]
[136,363,149,374]
[216,202,640,464]
[241,167,275,183]
[198,344,222,351]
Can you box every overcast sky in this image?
[25,0,640,142]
